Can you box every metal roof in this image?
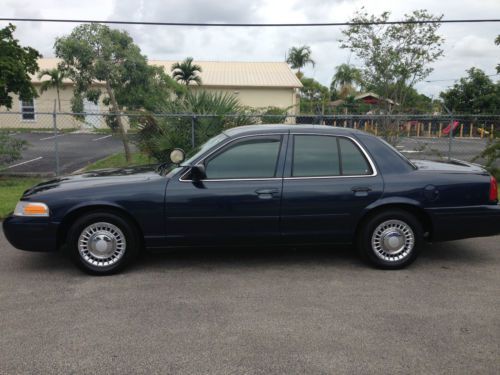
[32,58,302,88]
[151,60,302,88]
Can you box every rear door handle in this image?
[255,188,279,199]
[351,186,372,196]
[351,186,372,192]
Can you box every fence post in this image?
[448,116,454,161]
[191,115,196,148]
[52,100,60,176]
[491,124,494,140]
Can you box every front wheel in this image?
[358,209,422,269]
[67,211,140,275]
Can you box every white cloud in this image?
[2,0,499,96]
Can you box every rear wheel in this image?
[67,211,140,275]
[358,209,422,269]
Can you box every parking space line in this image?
[92,135,112,141]
[4,156,43,169]
[39,134,64,141]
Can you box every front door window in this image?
[204,136,282,179]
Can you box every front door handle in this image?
[255,188,279,199]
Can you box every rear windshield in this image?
[379,138,417,170]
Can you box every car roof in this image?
[223,124,366,137]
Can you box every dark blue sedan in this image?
[3,125,500,274]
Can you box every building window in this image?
[20,99,35,121]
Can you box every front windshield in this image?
[182,133,229,166]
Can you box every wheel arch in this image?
[57,204,144,249]
[356,202,433,241]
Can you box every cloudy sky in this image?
[3,0,499,97]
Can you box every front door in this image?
[165,134,287,246]
[281,134,383,243]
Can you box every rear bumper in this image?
[427,204,500,241]
[2,215,59,252]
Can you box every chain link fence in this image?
[0,111,499,177]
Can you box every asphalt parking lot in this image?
[1,132,124,175]
[398,137,489,162]
[0,229,499,374]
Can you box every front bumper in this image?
[2,215,59,252]
[428,204,500,242]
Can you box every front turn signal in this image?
[13,201,50,217]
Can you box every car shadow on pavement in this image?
[5,239,494,275]
[134,244,363,272]
[133,238,492,273]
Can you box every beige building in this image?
[1,58,302,129]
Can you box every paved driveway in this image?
[1,133,124,175]
[0,229,498,374]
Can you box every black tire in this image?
[357,209,423,269]
[67,211,140,275]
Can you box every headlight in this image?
[13,201,50,217]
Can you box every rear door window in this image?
[292,135,340,177]
[292,135,372,177]
[338,138,372,175]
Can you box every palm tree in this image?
[286,46,315,77]
[171,57,202,86]
[38,68,68,111]
[330,64,362,98]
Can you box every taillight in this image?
[489,176,498,202]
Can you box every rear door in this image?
[281,133,383,243]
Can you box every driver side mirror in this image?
[190,164,207,181]
[169,148,185,165]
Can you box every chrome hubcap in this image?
[371,219,415,262]
[78,222,126,267]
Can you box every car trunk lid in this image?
[411,159,487,174]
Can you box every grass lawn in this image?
[0,177,43,219]
[83,152,155,171]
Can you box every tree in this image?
[0,24,39,166]
[55,24,162,162]
[299,76,330,114]
[496,35,500,74]
[38,68,68,111]
[0,24,41,109]
[341,9,444,120]
[171,57,202,85]
[401,87,433,113]
[331,64,362,98]
[136,91,253,161]
[286,46,315,77]
[440,68,500,114]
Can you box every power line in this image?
[425,73,500,83]
[1,17,500,27]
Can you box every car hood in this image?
[23,165,165,197]
[411,159,487,174]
